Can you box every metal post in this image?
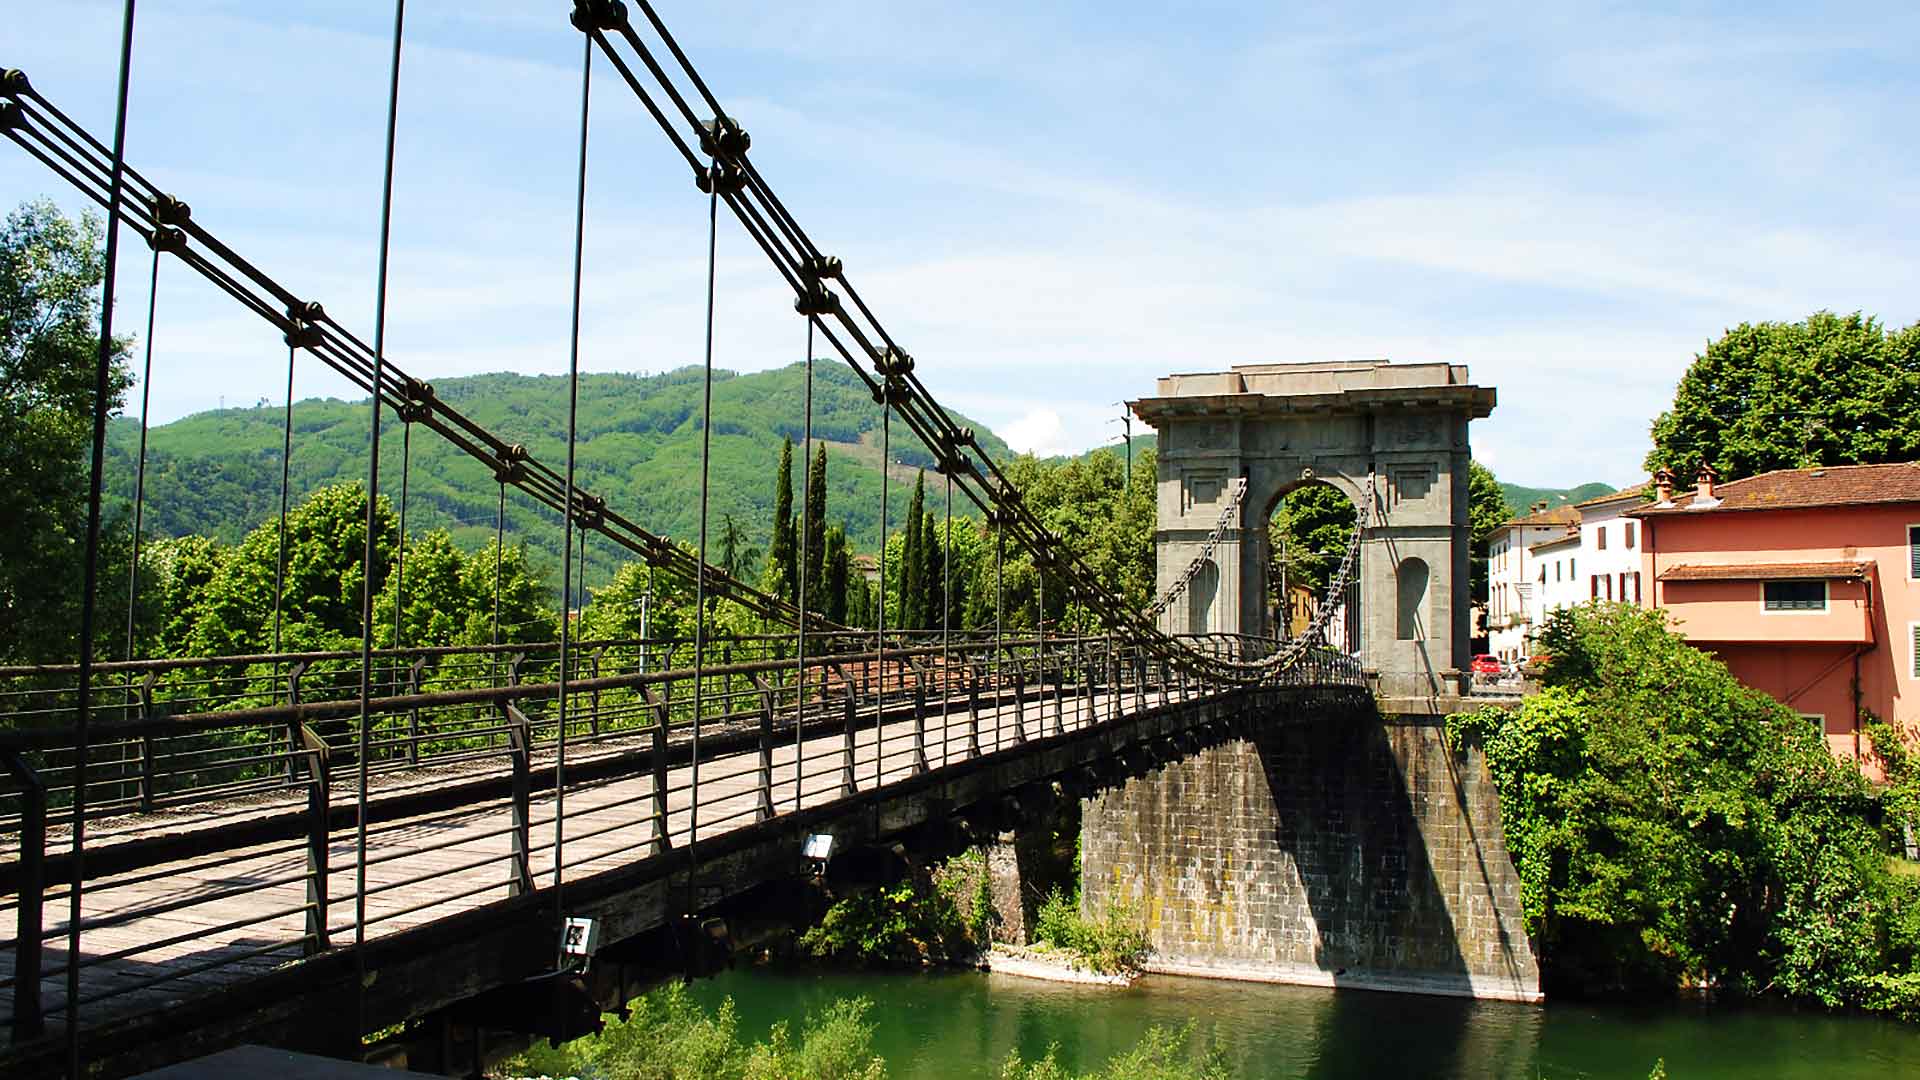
[645,687,671,853]
[966,658,982,758]
[296,726,330,954]
[4,751,45,1039]
[752,675,775,822]
[405,656,425,765]
[136,672,157,812]
[505,703,532,896]
[911,661,928,774]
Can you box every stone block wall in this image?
[1080,707,1540,1001]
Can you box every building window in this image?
[1910,622,1919,680]
[1909,525,1919,580]
[1595,526,1607,550]
[1625,522,1637,549]
[1632,571,1642,604]
[1763,580,1827,612]
[1538,566,1546,584]
[1617,572,1627,600]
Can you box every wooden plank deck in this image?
[0,680,1169,1045]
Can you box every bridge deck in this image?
[0,681,1172,1044]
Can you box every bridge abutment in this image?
[1080,698,1540,1002]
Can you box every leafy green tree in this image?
[1468,460,1512,606]
[0,199,134,662]
[1449,604,1912,1005]
[457,535,557,645]
[187,483,396,655]
[767,437,797,601]
[1269,483,1352,601]
[804,443,828,600]
[372,529,469,649]
[1645,312,1920,482]
[139,534,225,658]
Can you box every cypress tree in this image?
[824,525,849,625]
[767,437,796,601]
[902,470,925,629]
[921,508,945,632]
[804,444,828,601]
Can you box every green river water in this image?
[681,967,1920,1079]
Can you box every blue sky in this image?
[6,1,1918,487]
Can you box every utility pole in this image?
[1108,403,1132,486]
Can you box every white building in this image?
[1572,488,1645,606]
[1487,504,1579,661]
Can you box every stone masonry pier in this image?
[1081,695,1540,1002]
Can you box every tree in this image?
[900,471,925,629]
[920,508,946,631]
[458,536,557,645]
[0,199,133,662]
[1269,483,1353,600]
[373,529,470,649]
[716,513,759,582]
[823,525,850,625]
[803,444,827,602]
[187,483,397,655]
[1468,460,1512,606]
[1448,605,1913,1006]
[1645,312,1920,482]
[766,437,797,602]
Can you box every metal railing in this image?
[0,630,1364,1045]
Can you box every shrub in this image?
[1030,888,1149,975]
[1448,604,1918,1009]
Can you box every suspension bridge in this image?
[0,2,1522,1076]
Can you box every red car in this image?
[1470,654,1504,676]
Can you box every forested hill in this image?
[103,360,1012,585]
[1499,481,1617,515]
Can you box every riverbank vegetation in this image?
[795,851,986,967]
[498,983,1228,1080]
[1449,604,1920,1015]
[1031,888,1151,976]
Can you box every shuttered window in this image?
[1912,622,1920,680]
[1763,580,1826,611]
[1909,525,1919,579]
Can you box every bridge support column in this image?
[1081,697,1540,1002]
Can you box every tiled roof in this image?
[1632,461,1920,515]
[1527,530,1579,553]
[1658,560,1871,582]
[1505,505,1580,528]
[1572,486,1647,509]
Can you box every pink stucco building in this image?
[1631,462,1920,764]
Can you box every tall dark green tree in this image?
[921,509,945,631]
[900,470,926,629]
[803,444,827,602]
[0,200,134,662]
[823,525,850,625]
[1646,312,1920,482]
[766,437,796,601]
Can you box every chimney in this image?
[1529,499,1548,514]
[1690,463,1721,509]
[1653,467,1674,506]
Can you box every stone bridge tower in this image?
[1131,361,1496,697]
